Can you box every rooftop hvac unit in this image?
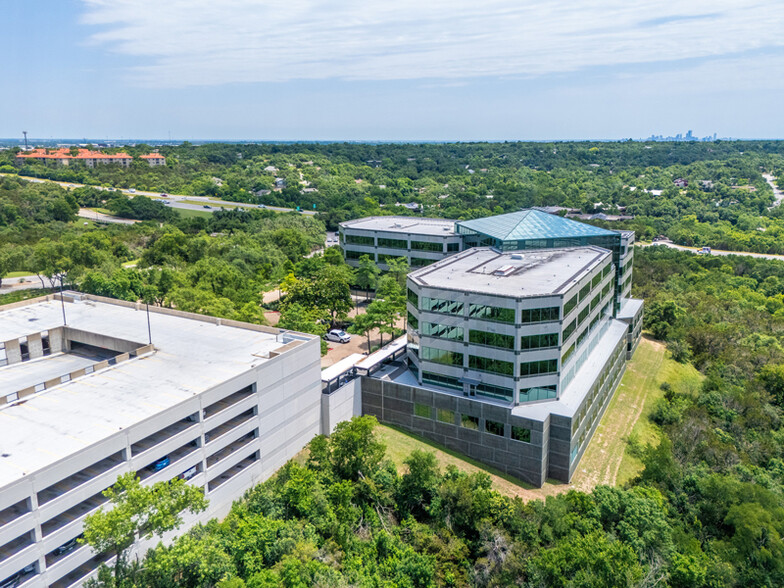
[510,254,524,260]
[494,264,516,277]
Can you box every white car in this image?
[325,329,351,343]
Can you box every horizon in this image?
[4,1,784,141]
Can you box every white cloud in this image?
[80,0,784,87]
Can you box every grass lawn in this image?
[377,336,698,501]
[2,271,30,278]
[377,423,553,500]
[0,289,50,306]
[570,337,702,491]
[176,208,213,219]
[71,219,99,229]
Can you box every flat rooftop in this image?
[0,295,313,488]
[341,216,457,236]
[408,246,610,298]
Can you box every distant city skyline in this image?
[3,1,784,141]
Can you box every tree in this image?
[81,472,208,587]
[385,256,410,289]
[355,254,381,300]
[348,310,382,353]
[0,246,25,289]
[329,416,386,482]
[312,266,354,326]
[398,450,440,518]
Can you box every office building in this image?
[0,293,321,588]
[339,216,462,270]
[360,246,633,486]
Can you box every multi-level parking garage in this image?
[0,293,322,587]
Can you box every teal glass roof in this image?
[456,209,619,242]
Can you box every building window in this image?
[519,359,558,377]
[378,237,407,249]
[468,355,514,376]
[563,319,576,341]
[422,372,463,391]
[422,323,464,341]
[485,419,505,437]
[579,283,591,301]
[469,329,514,349]
[437,408,455,424]
[562,343,575,364]
[346,234,374,246]
[564,293,578,316]
[474,383,514,401]
[578,305,590,325]
[520,332,558,350]
[414,403,431,419]
[511,426,531,443]
[345,249,363,260]
[592,273,602,288]
[468,304,515,324]
[378,253,407,264]
[411,257,435,267]
[411,241,442,252]
[407,288,419,307]
[407,312,418,330]
[421,347,464,367]
[519,385,557,403]
[461,414,479,429]
[41,333,51,355]
[447,242,460,252]
[422,297,464,316]
[520,307,560,324]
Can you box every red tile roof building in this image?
[15,149,165,168]
[139,153,166,166]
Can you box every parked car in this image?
[179,465,199,481]
[160,192,168,197]
[149,456,170,472]
[54,536,81,556]
[0,565,35,588]
[203,204,211,209]
[127,188,136,193]
[325,329,351,343]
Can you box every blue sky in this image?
[3,0,784,141]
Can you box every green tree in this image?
[82,472,208,587]
[385,256,410,289]
[330,416,386,482]
[355,254,381,300]
[348,310,381,353]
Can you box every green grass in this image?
[615,340,702,485]
[71,219,99,229]
[377,424,543,499]
[0,288,50,306]
[176,208,213,219]
[375,337,701,500]
[2,271,30,278]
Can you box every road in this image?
[77,208,139,225]
[764,173,783,208]
[639,241,784,261]
[0,274,56,292]
[0,173,317,216]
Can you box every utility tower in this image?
[22,131,28,149]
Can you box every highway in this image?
[0,173,317,216]
[638,241,784,262]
